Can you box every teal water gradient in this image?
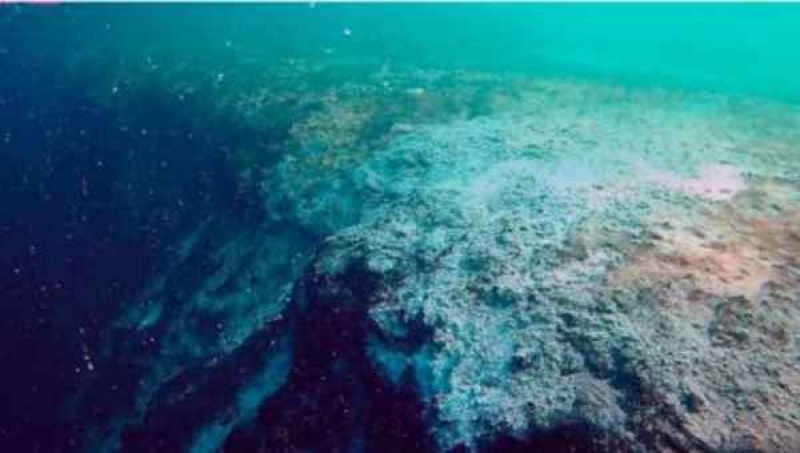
[5,4,800,100]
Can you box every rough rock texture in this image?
[259,82,800,451]
[72,75,800,452]
[308,181,800,451]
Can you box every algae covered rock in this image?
[72,75,800,452]
[258,84,800,451]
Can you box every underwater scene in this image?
[2,3,800,452]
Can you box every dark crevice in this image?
[222,264,434,453]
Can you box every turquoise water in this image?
[303,4,800,99]
[3,4,800,452]
[8,5,800,98]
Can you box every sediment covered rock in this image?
[73,76,800,452]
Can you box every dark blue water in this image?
[2,9,242,449]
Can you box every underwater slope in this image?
[70,74,800,452]
[4,4,800,452]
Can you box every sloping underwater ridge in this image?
[4,5,800,453]
[66,66,800,452]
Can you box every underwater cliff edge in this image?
[2,4,800,452]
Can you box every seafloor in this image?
[3,7,800,453]
[62,64,800,452]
